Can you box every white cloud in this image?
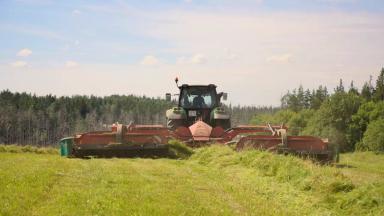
[65,61,79,68]
[190,54,206,64]
[184,0,193,3]
[266,54,293,63]
[140,55,160,65]
[222,48,238,60]
[177,53,206,64]
[17,48,32,57]
[10,61,28,68]
[4,8,383,106]
[72,9,81,15]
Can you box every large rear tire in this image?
[166,118,184,130]
[214,119,231,130]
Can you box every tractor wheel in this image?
[215,119,231,130]
[167,118,184,130]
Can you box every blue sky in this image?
[1,0,383,105]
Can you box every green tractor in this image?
[165,78,231,131]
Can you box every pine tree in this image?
[361,82,372,100]
[335,78,345,93]
[374,67,384,101]
[348,81,359,95]
[297,85,305,110]
[312,86,322,110]
[304,89,312,109]
[289,89,300,112]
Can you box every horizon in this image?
[0,74,373,108]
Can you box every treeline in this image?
[0,92,273,146]
[3,68,382,151]
[251,68,384,152]
[0,94,172,145]
[228,105,278,126]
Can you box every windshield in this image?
[180,87,216,109]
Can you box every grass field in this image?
[0,144,383,216]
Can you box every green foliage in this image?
[359,119,384,152]
[228,104,278,126]
[361,82,373,100]
[349,101,384,150]
[335,78,345,93]
[287,109,315,135]
[167,139,194,159]
[281,85,329,111]
[373,68,384,101]
[325,92,362,132]
[250,109,315,136]
[311,86,329,109]
[254,69,384,153]
[348,81,359,95]
[0,91,174,145]
[252,95,363,148]
[273,109,296,124]
[249,113,274,125]
[250,109,295,125]
[0,144,58,154]
[294,92,362,151]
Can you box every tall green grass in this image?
[0,144,58,154]
[0,144,383,215]
[167,139,194,159]
[190,145,383,215]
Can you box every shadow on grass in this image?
[335,164,356,169]
[72,140,194,160]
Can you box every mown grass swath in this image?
[0,144,383,215]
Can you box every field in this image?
[0,145,383,216]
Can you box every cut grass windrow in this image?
[0,144,383,215]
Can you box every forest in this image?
[0,68,383,153]
[254,68,384,152]
[0,90,275,146]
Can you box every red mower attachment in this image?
[68,123,170,157]
[59,81,335,163]
[61,120,333,163]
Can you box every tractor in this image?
[59,78,336,163]
[165,78,231,131]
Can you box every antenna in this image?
[175,77,179,88]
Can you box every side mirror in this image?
[222,93,228,101]
[165,93,171,102]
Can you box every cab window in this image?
[180,87,216,108]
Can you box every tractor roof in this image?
[179,84,217,89]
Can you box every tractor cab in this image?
[166,79,230,130]
[179,84,219,109]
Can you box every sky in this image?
[0,0,383,106]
